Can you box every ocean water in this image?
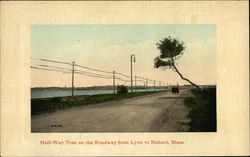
[31,88,169,99]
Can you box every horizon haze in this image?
[31,24,216,88]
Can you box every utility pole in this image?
[146,78,148,91]
[154,80,155,91]
[72,61,75,96]
[113,71,116,94]
[130,54,136,93]
[135,75,137,92]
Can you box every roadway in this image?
[31,90,191,132]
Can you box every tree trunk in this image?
[171,58,202,92]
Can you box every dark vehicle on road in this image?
[172,87,179,94]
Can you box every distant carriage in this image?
[171,87,179,94]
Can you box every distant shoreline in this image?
[31,86,164,90]
[31,85,216,90]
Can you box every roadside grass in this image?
[31,91,167,115]
[184,87,216,132]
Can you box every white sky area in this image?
[31,25,216,87]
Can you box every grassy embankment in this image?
[31,91,166,115]
[184,87,216,132]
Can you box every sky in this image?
[31,24,216,87]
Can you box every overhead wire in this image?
[148,79,155,82]
[116,77,130,82]
[75,69,112,78]
[75,64,112,74]
[36,64,72,71]
[75,72,113,79]
[31,57,72,65]
[137,76,146,80]
[30,66,69,73]
[116,72,130,78]
[136,80,145,82]
[32,57,112,74]
[31,58,168,88]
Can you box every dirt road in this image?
[31,90,191,132]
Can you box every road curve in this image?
[31,90,191,132]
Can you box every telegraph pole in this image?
[146,78,148,91]
[154,80,155,91]
[113,71,116,94]
[131,55,133,93]
[72,61,75,96]
[130,54,136,93]
[135,75,137,92]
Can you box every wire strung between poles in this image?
[30,66,69,73]
[36,64,72,71]
[31,57,72,65]
[32,57,112,74]
[75,64,113,74]
[74,71,113,79]
[75,69,112,78]
[116,72,130,78]
[31,58,168,88]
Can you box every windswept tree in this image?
[154,36,201,92]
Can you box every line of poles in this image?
[31,57,177,96]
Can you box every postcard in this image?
[0,1,249,156]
